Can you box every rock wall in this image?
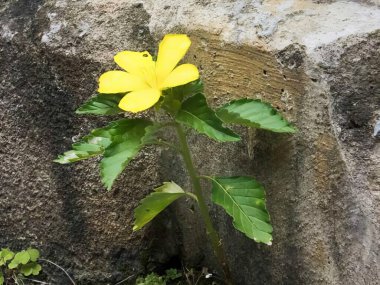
[0,0,379,284]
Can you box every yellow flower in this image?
[98,34,199,113]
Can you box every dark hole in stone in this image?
[263,70,267,75]
[193,54,197,59]
[164,255,182,270]
[143,53,148,57]
[276,44,305,69]
[133,3,143,8]
[164,5,170,10]
[283,75,287,80]
[348,119,362,129]
[281,88,285,93]
[155,255,182,275]
[369,85,374,89]
[311,78,318,82]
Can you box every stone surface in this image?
[0,0,379,284]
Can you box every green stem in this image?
[175,123,233,284]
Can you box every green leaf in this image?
[20,262,42,276]
[12,251,30,265]
[0,271,4,285]
[31,263,42,275]
[160,80,204,115]
[54,130,112,164]
[139,123,165,145]
[20,263,33,276]
[0,248,14,265]
[8,261,18,269]
[133,182,186,231]
[76,93,124,115]
[167,79,204,98]
[210,176,273,245]
[176,93,240,142]
[136,273,165,285]
[26,248,39,262]
[100,119,160,190]
[55,118,162,190]
[165,269,182,281]
[163,79,204,102]
[216,99,296,133]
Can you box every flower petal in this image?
[114,51,156,87]
[118,88,161,113]
[160,64,199,89]
[155,34,191,85]
[98,71,149,94]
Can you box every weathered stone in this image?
[0,0,379,284]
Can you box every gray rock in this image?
[374,120,380,138]
[0,1,379,284]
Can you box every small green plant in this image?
[136,273,165,285]
[0,248,42,285]
[164,269,182,281]
[136,269,182,285]
[55,34,296,284]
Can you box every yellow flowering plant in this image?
[55,34,296,284]
[97,34,199,113]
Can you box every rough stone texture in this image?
[0,0,379,284]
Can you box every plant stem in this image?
[23,278,50,285]
[39,259,76,285]
[174,123,233,284]
[113,274,135,285]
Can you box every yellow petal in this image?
[114,51,156,87]
[155,34,191,85]
[160,64,199,89]
[118,88,161,113]
[98,71,148,93]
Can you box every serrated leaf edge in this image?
[133,182,186,231]
[217,98,297,133]
[176,94,241,142]
[209,176,272,245]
